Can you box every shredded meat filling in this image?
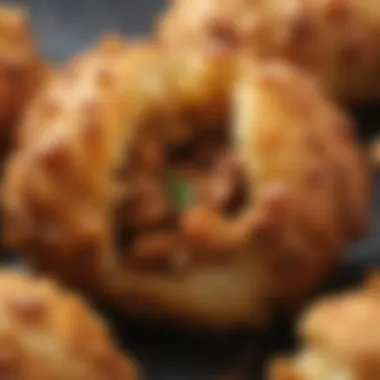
[115,127,249,270]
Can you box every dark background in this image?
[2,0,380,379]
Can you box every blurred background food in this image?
[0,270,138,380]
[158,0,380,103]
[269,272,380,380]
[0,6,48,163]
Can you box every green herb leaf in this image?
[165,171,196,211]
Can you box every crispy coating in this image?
[230,61,369,304]
[0,36,370,330]
[158,0,380,103]
[0,6,48,161]
[0,270,137,380]
[268,273,380,380]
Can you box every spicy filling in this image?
[115,126,250,270]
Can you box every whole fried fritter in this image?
[158,0,380,103]
[0,36,370,330]
[0,6,48,162]
[0,270,138,380]
[269,273,380,380]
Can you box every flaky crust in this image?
[0,37,370,330]
[0,6,48,162]
[158,0,380,103]
[0,270,137,380]
[268,273,380,380]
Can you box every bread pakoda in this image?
[1,36,370,330]
[159,0,380,103]
[0,270,138,380]
[0,6,48,162]
[269,273,380,380]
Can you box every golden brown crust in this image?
[0,6,48,161]
[268,273,380,380]
[0,270,138,380]
[231,61,369,305]
[0,37,370,330]
[158,0,380,103]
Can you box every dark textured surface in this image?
[1,0,380,379]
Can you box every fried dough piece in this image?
[158,0,380,103]
[0,6,48,161]
[268,273,380,380]
[0,270,138,380]
[1,37,369,330]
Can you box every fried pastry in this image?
[0,270,138,380]
[0,6,48,162]
[1,36,369,330]
[158,0,380,103]
[268,273,380,380]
